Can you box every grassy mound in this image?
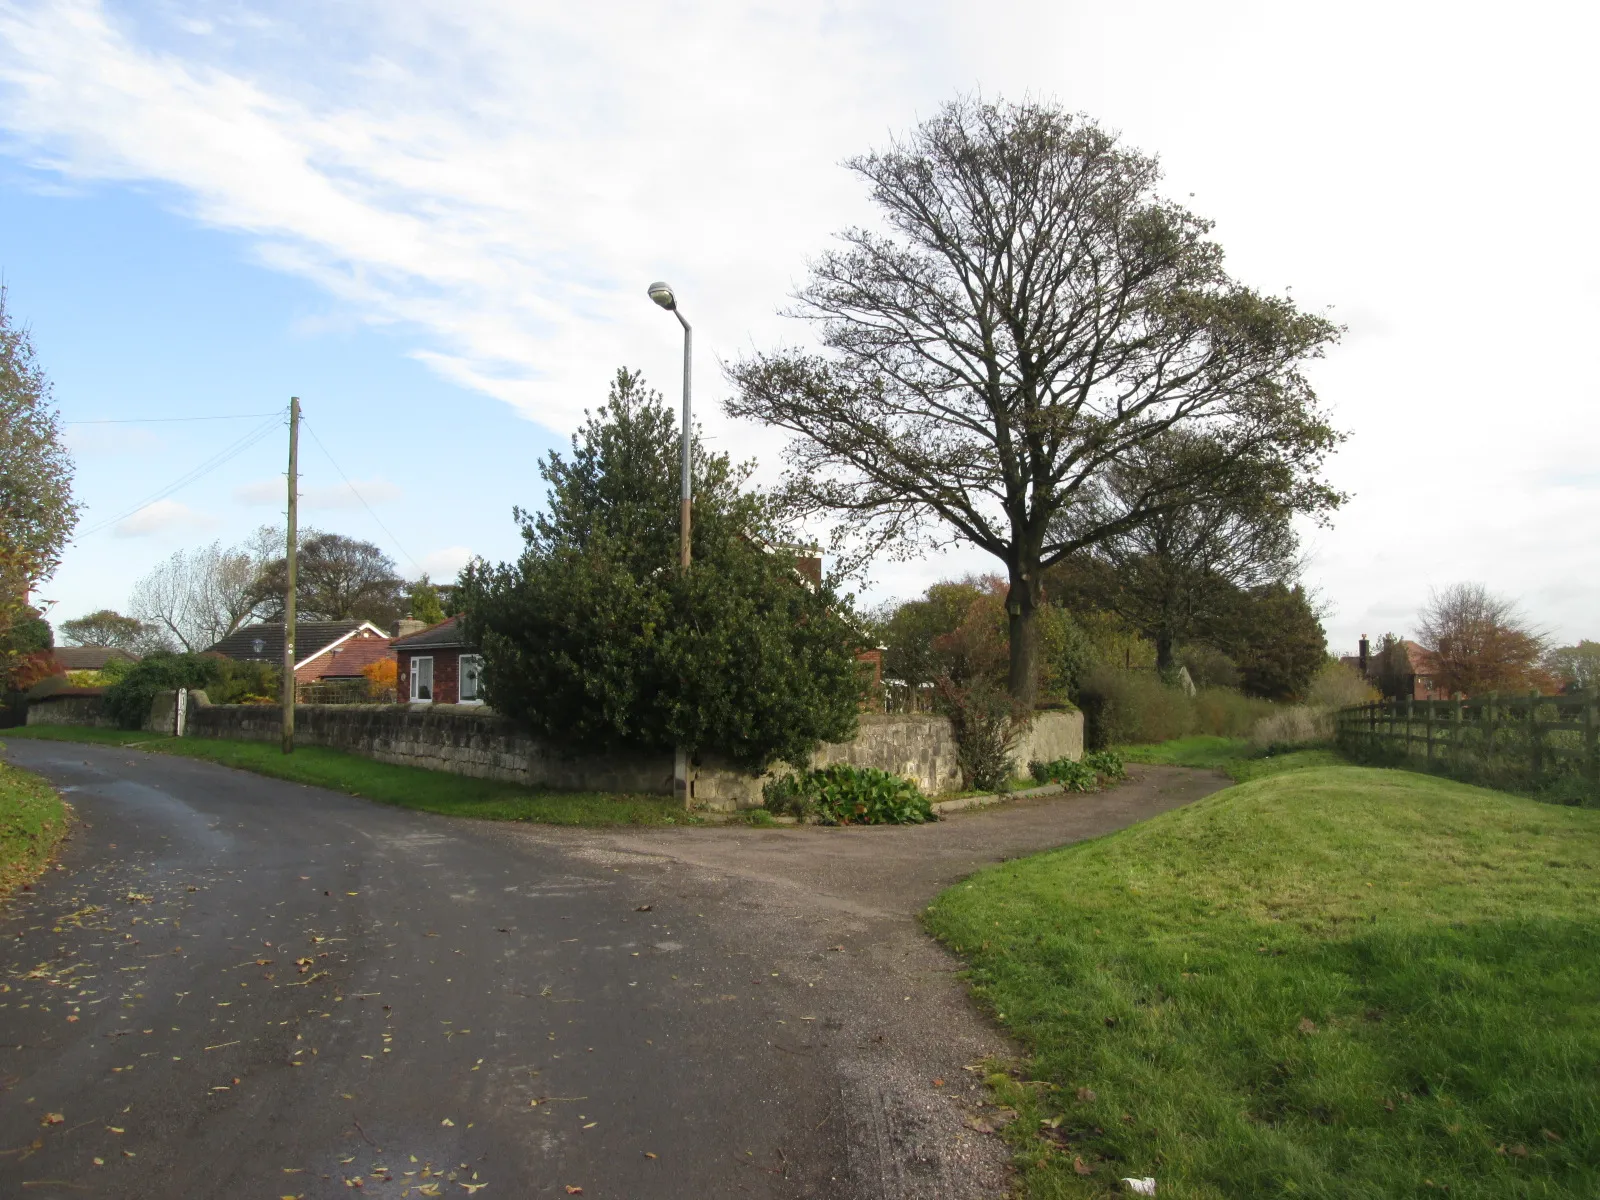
[0,759,69,900]
[925,765,1600,1197]
[4,727,683,827]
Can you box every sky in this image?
[1,0,1595,654]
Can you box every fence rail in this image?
[1336,690,1598,800]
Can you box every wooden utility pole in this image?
[281,397,300,755]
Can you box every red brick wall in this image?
[294,628,395,682]
[398,649,461,703]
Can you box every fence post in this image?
[1426,700,1435,766]
[1528,689,1544,789]
[1486,691,1498,763]
[1585,692,1598,793]
[1405,698,1415,760]
[1453,698,1464,776]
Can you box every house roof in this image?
[391,614,475,651]
[207,621,389,668]
[304,629,395,679]
[51,646,139,671]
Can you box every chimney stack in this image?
[1359,635,1369,676]
[394,618,427,640]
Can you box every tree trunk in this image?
[1006,568,1043,709]
[1155,630,1176,674]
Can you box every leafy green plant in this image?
[1029,749,1126,792]
[762,764,934,825]
[103,652,280,728]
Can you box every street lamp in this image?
[648,281,692,571]
[649,281,693,807]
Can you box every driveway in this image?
[0,739,1224,1199]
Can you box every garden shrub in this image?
[1030,749,1127,792]
[938,678,1019,792]
[1078,665,1195,748]
[762,764,934,825]
[1191,687,1276,736]
[104,653,280,728]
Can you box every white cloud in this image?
[112,498,216,537]
[234,476,403,509]
[5,0,1600,643]
[414,545,473,582]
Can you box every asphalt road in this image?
[0,740,1224,1199]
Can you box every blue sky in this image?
[2,0,1596,652]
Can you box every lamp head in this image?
[647,281,677,311]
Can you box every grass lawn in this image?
[1121,735,1346,783]
[924,764,1600,1198]
[0,758,70,900]
[3,725,686,827]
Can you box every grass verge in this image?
[1120,735,1344,783]
[925,765,1600,1198]
[0,758,70,900]
[3,725,685,827]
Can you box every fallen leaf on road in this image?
[933,1078,945,1087]
[565,1188,583,1195]
[441,1118,455,1127]
[41,1113,63,1126]
[634,905,653,912]
[643,1152,657,1159]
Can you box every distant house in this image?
[206,620,395,684]
[1341,635,1444,701]
[393,616,483,705]
[50,646,139,672]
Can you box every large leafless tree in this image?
[728,98,1341,704]
[129,538,271,652]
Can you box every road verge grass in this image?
[1121,735,1344,783]
[3,725,685,827]
[925,765,1600,1198]
[0,758,70,900]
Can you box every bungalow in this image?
[206,620,395,684]
[393,616,482,705]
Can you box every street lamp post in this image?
[648,281,693,806]
[648,281,692,570]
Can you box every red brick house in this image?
[207,620,394,684]
[393,616,483,705]
[1341,635,1444,701]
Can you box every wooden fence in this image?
[1336,690,1599,798]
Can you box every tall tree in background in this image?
[729,97,1341,706]
[59,609,150,649]
[407,575,446,625]
[252,532,405,628]
[130,539,270,651]
[1,285,80,686]
[1053,430,1341,671]
[1544,641,1600,692]
[1417,582,1546,696]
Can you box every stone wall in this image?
[182,696,1082,811]
[26,693,115,728]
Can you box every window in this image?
[459,654,484,703]
[409,656,434,702]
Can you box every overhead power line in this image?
[64,412,282,425]
[79,410,286,537]
[300,415,426,578]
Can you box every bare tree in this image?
[729,97,1341,705]
[1417,583,1547,697]
[129,538,272,652]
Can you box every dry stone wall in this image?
[180,694,1082,811]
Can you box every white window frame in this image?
[409,655,434,703]
[458,654,484,704]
